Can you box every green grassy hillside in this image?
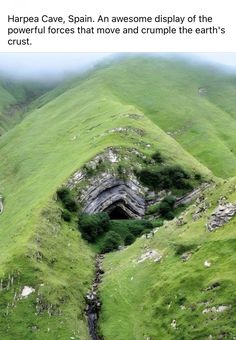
[100,178,236,339]
[0,77,51,135]
[93,57,236,178]
[0,59,213,338]
[0,68,213,267]
[0,55,235,339]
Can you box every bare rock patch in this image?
[207,202,236,232]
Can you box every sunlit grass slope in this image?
[94,57,236,178]
[0,58,236,340]
[100,178,236,339]
[0,73,213,266]
[0,61,213,338]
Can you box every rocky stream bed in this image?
[85,254,104,340]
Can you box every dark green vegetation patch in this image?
[136,164,193,193]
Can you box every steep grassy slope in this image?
[0,73,212,266]
[0,56,235,338]
[100,178,236,339]
[93,57,236,178]
[0,61,213,338]
[0,201,94,339]
[0,77,51,135]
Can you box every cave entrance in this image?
[81,176,146,219]
[107,205,130,220]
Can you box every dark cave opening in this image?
[107,205,130,220]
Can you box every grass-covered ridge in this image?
[94,57,236,178]
[0,77,50,135]
[0,55,235,338]
[0,58,213,338]
[0,69,212,268]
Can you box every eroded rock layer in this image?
[66,147,209,220]
[81,173,146,219]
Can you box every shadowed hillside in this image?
[0,77,53,135]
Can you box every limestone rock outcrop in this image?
[207,202,236,232]
[81,173,146,219]
[65,147,210,220]
[136,249,162,263]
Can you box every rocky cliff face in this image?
[65,147,209,219]
[66,147,148,218]
[81,173,146,219]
